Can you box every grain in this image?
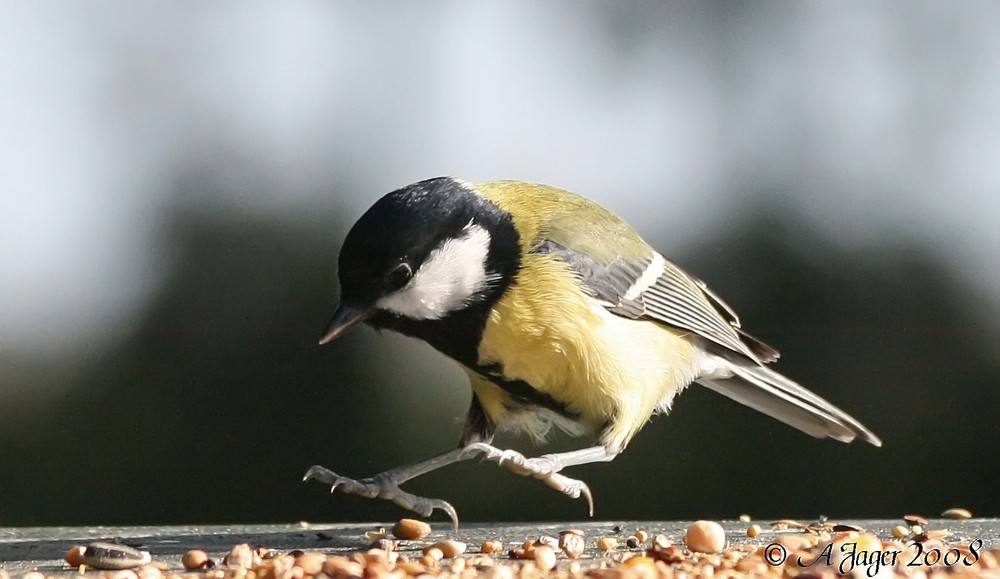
[684,521,726,553]
[481,540,504,554]
[364,548,393,566]
[80,543,152,570]
[323,557,363,578]
[623,555,656,570]
[399,560,427,574]
[182,550,209,571]
[293,552,326,575]
[427,540,466,558]
[771,519,805,529]
[223,544,254,569]
[904,514,928,527]
[536,535,559,549]
[392,518,431,540]
[597,537,617,552]
[735,557,768,575]
[483,566,513,579]
[648,544,684,564]
[746,524,761,538]
[533,545,557,572]
[65,545,87,567]
[559,533,585,559]
[941,508,972,519]
[979,550,999,569]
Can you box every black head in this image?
[319,177,520,351]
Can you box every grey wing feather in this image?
[534,240,647,314]
[535,240,776,363]
[645,260,780,362]
[642,259,762,360]
[698,362,882,446]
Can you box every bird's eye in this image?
[386,262,413,290]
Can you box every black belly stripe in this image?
[459,394,496,446]
[474,363,579,419]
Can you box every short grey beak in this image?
[318,303,373,345]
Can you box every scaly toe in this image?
[458,442,497,461]
[545,473,595,516]
[302,465,337,484]
[497,449,527,469]
[303,465,379,498]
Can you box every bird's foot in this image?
[303,465,459,529]
[545,473,594,516]
[460,444,556,476]
[459,443,594,514]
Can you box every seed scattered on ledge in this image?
[903,514,928,527]
[481,540,503,554]
[78,542,151,570]
[425,540,466,558]
[941,507,972,519]
[559,533,585,559]
[533,545,557,572]
[685,521,726,553]
[181,550,209,571]
[392,518,431,540]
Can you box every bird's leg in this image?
[304,444,617,525]
[459,444,618,515]
[303,448,468,529]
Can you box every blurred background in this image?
[2,1,998,527]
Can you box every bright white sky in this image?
[2,1,999,362]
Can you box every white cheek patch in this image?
[376,223,499,320]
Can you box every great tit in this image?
[304,177,881,526]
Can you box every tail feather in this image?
[697,358,882,447]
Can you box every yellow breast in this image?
[475,253,699,451]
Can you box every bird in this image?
[304,177,881,527]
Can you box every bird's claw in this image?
[408,496,459,531]
[303,465,459,530]
[302,465,378,498]
[545,473,595,516]
[459,444,595,515]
